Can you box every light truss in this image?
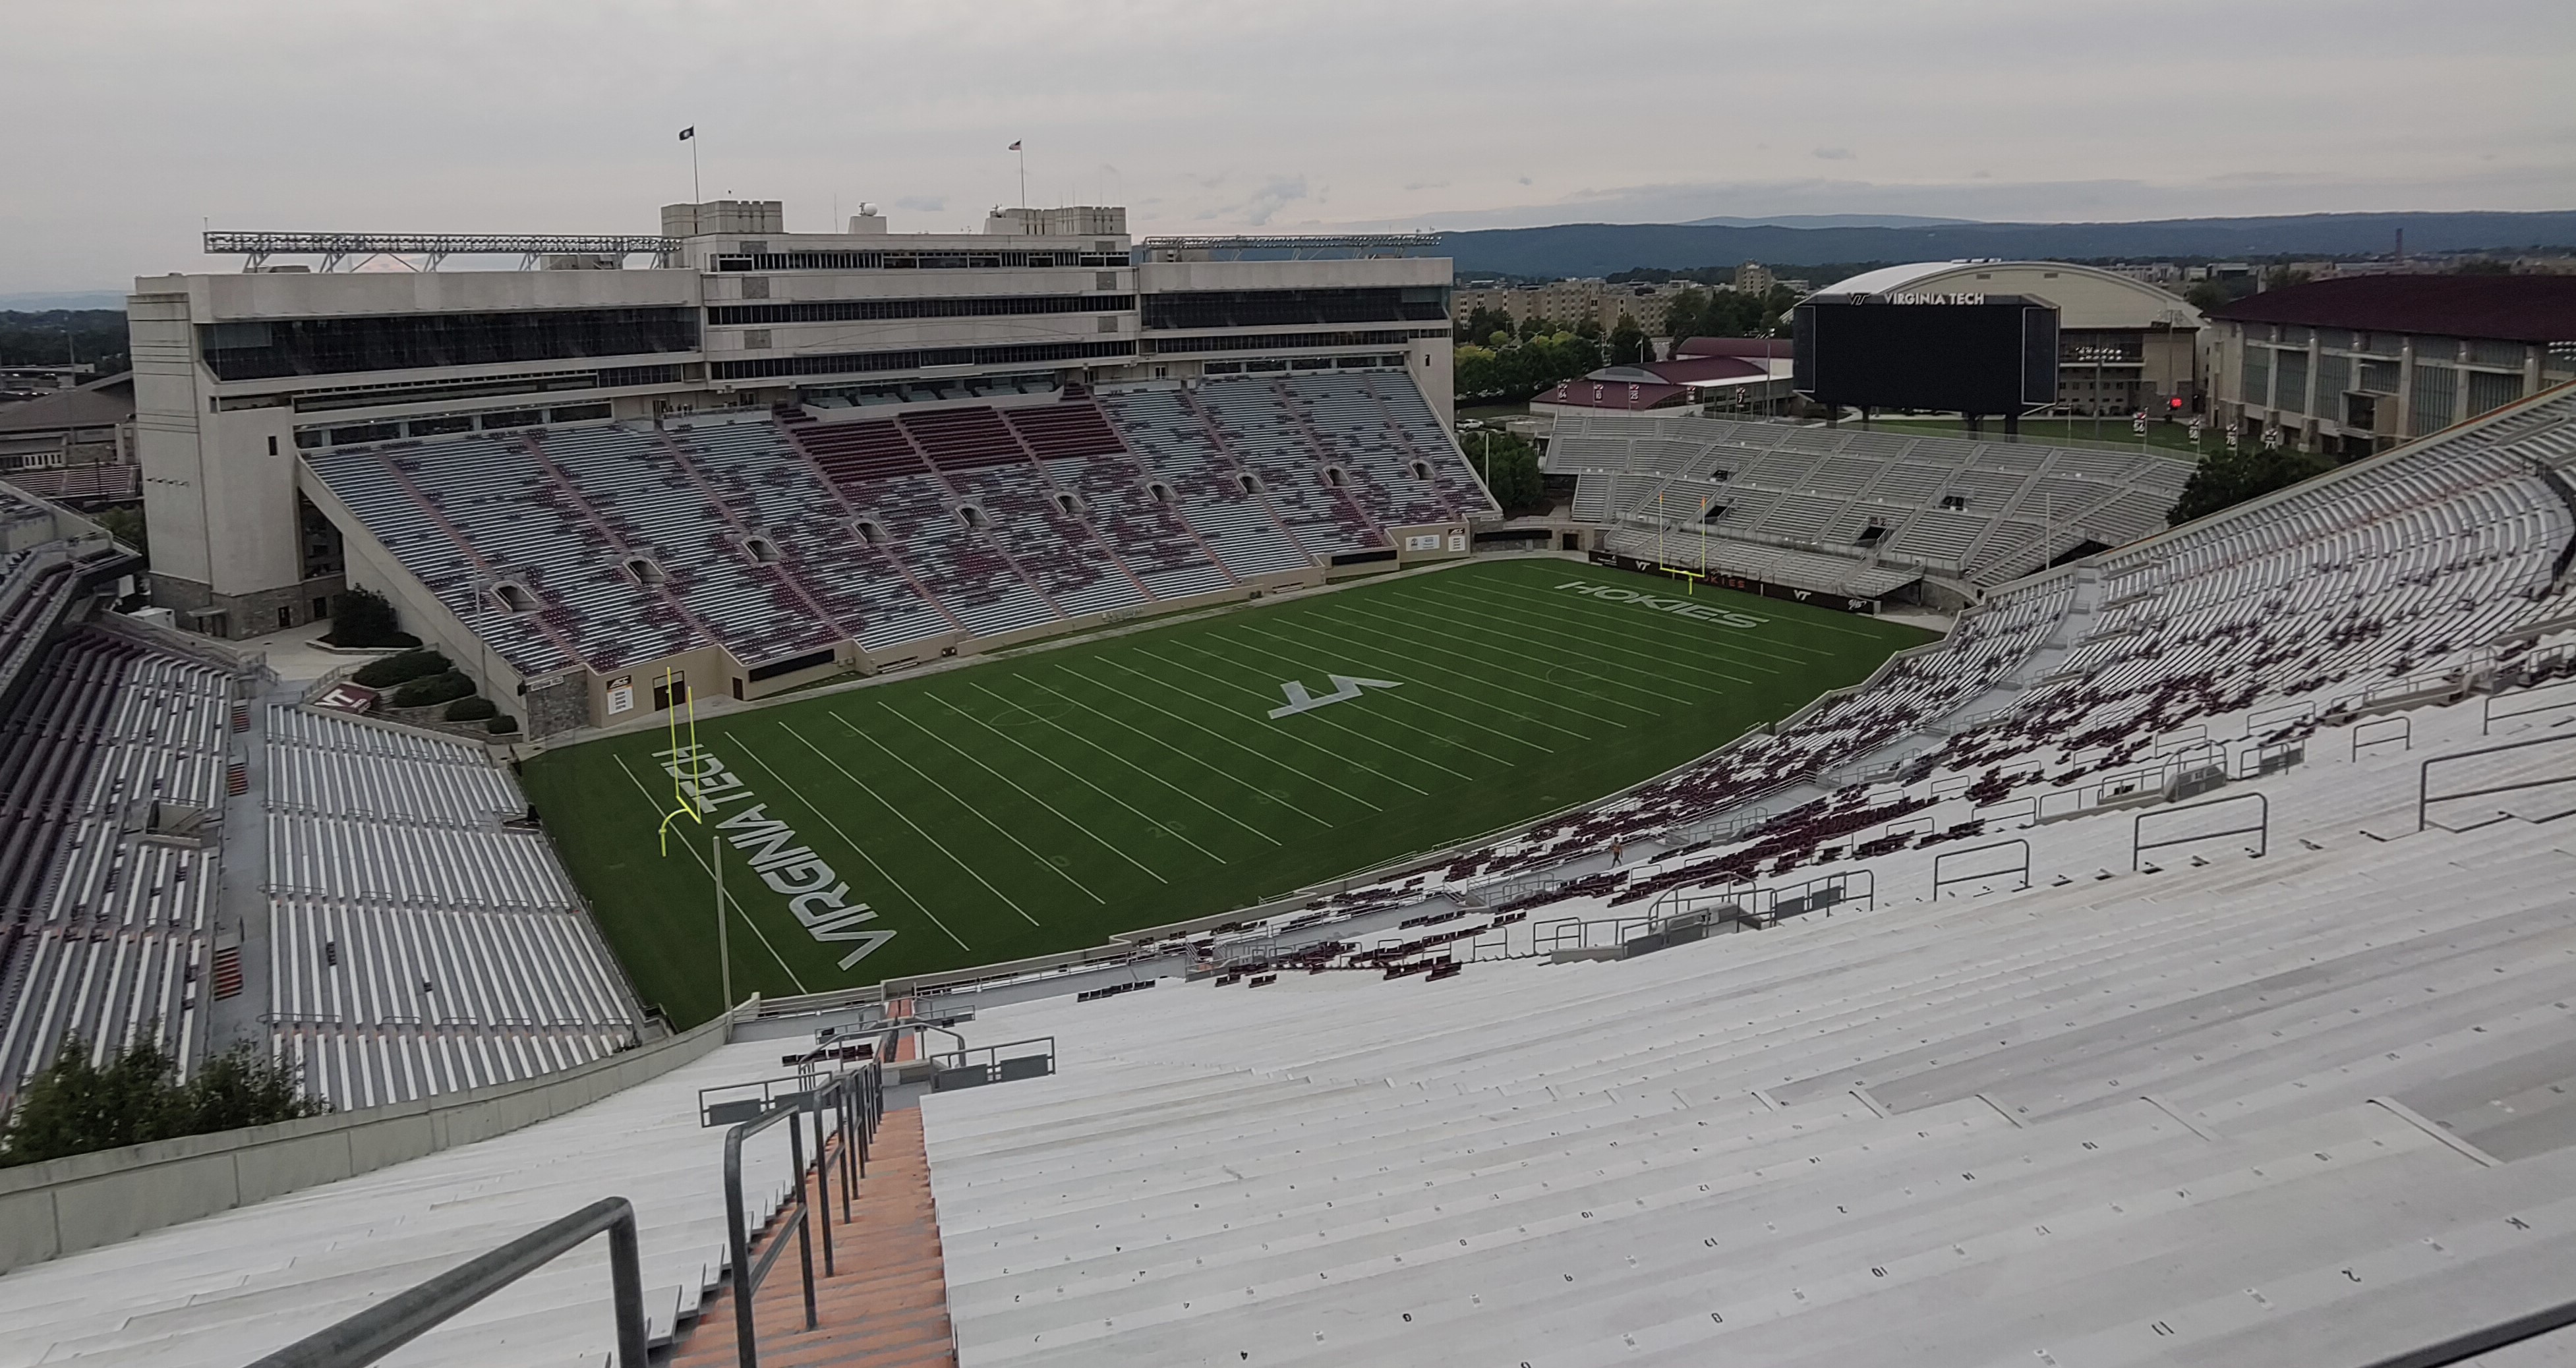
[1138,233,1444,261]
[202,231,681,272]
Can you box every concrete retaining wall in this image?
[0,1007,742,1273]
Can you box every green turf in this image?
[519,558,1935,1026]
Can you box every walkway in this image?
[670,1108,956,1368]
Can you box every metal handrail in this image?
[1931,838,2031,898]
[2134,791,2268,870]
[2483,677,2576,735]
[721,1062,883,1368]
[2352,715,2411,760]
[2248,697,2318,734]
[2417,732,2576,832]
[242,1196,647,1367]
[2233,737,2308,780]
[925,1035,1057,1071]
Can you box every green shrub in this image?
[1,1037,322,1166]
[389,670,475,708]
[352,649,450,689]
[324,588,413,647]
[486,715,521,735]
[444,696,498,722]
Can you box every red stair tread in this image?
[668,1108,954,1367]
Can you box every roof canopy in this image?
[2210,274,2576,344]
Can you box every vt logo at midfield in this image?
[1268,673,1401,718]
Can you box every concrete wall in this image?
[0,1008,739,1273]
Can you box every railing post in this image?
[811,1098,835,1278]
[608,1201,648,1368]
[789,1122,817,1331]
[839,1084,856,1224]
[726,1130,759,1368]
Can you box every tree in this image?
[1662,287,1712,347]
[1606,314,1649,367]
[0,1037,322,1166]
[2167,445,2335,525]
[1455,305,1514,345]
[1466,430,1550,517]
[327,586,409,647]
[93,504,146,559]
[2261,264,2312,292]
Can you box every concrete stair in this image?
[671,1108,957,1368]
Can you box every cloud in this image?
[1227,174,1309,227]
[0,0,2569,291]
[893,195,945,212]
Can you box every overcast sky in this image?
[4,0,2571,294]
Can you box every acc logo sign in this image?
[1554,581,1768,631]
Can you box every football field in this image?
[519,557,1935,1025]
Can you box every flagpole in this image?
[1016,143,1027,210]
[691,134,701,206]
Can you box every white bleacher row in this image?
[667,415,956,653]
[265,701,509,766]
[0,832,212,1106]
[260,706,641,1112]
[1091,386,1319,582]
[1600,524,1923,600]
[0,1040,805,1367]
[1244,387,2576,917]
[0,550,79,700]
[923,736,2576,1365]
[273,1018,645,1131]
[268,894,631,1032]
[264,811,579,911]
[305,372,1485,683]
[1553,412,2194,587]
[0,630,236,1110]
[265,735,521,830]
[76,650,231,814]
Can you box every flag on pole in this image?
[678,127,694,141]
[1008,140,1022,151]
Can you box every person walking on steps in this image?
[1610,838,1625,867]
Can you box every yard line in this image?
[857,705,1169,883]
[1063,663,1393,807]
[728,739,974,952]
[1111,652,1459,784]
[610,753,813,988]
[1329,598,1751,706]
[827,714,1105,905]
[1317,600,1679,716]
[965,681,1293,841]
[1227,621,1587,741]
[1434,577,1838,669]
[927,693,1230,861]
[778,722,1045,926]
[1031,671,1377,814]
[1167,635,1543,758]
[1149,642,1507,769]
[1353,589,1752,700]
[1415,581,1788,682]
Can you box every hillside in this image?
[1441,209,2576,279]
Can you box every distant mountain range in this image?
[1679,214,1975,229]
[1443,211,2576,280]
[0,291,127,312]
